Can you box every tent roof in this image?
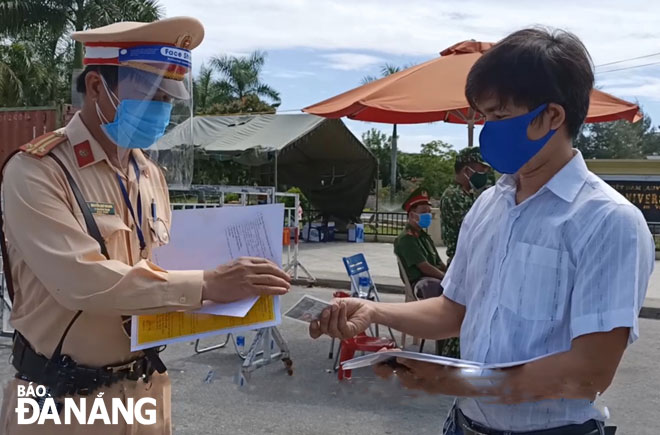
[160,114,327,152]
[159,113,377,222]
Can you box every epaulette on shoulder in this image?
[19,130,68,158]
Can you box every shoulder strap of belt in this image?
[50,154,165,372]
[49,154,109,259]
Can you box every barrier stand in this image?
[178,185,293,383]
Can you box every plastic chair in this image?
[342,253,380,301]
[396,257,420,348]
[337,334,397,380]
[396,256,445,355]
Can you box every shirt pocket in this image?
[148,217,170,247]
[94,214,131,244]
[500,242,570,321]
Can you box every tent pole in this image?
[274,151,279,190]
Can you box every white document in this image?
[341,350,556,371]
[284,295,330,323]
[195,297,259,317]
[151,204,284,317]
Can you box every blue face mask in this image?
[417,213,432,229]
[102,99,173,149]
[479,104,557,174]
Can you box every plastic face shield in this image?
[113,45,195,190]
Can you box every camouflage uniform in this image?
[440,185,476,261]
[441,147,490,262]
[437,147,490,359]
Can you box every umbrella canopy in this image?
[303,40,641,128]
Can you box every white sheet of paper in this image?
[195,297,259,317]
[151,203,284,317]
[341,350,557,371]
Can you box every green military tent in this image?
[158,114,377,221]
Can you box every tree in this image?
[0,0,162,106]
[362,128,395,187]
[200,94,276,116]
[575,112,660,159]
[0,0,163,69]
[209,51,281,108]
[361,63,408,201]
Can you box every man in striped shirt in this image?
[310,28,653,434]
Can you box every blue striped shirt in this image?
[442,151,654,431]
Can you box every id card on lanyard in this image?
[116,158,147,258]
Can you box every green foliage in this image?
[0,0,163,107]
[575,111,660,159]
[192,151,253,186]
[199,50,280,113]
[362,128,396,187]
[200,94,276,116]
[400,140,456,198]
[281,187,311,213]
[362,128,457,199]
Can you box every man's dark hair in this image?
[75,65,119,95]
[465,28,594,138]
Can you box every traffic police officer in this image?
[0,17,290,434]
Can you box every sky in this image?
[160,0,660,153]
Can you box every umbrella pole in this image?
[468,121,474,147]
[390,124,398,202]
[375,160,380,242]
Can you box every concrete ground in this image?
[0,286,658,434]
[292,241,660,312]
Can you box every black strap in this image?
[50,154,165,373]
[49,154,109,259]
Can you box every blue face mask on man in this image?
[417,213,432,229]
[97,77,173,149]
[479,104,557,174]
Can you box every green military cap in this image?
[403,187,431,213]
[456,146,489,167]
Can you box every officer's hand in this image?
[202,257,291,303]
[309,298,373,340]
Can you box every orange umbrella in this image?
[303,40,641,145]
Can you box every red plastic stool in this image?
[337,335,397,380]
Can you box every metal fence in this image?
[362,211,407,237]
[306,210,408,237]
[649,222,660,236]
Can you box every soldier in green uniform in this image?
[395,188,462,357]
[394,188,446,299]
[440,147,491,264]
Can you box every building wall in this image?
[0,107,58,166]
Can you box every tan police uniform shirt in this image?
[2,112,203,367]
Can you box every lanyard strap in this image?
[116,159,146,253]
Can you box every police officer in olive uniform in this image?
[395,188,460,357]
[394,188,446,299]
[0,18,290,435]
[440,147,491,264]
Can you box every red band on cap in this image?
[84,41,175,48]
[83,58,120,65]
